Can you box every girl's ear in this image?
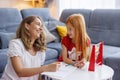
[25,23,30,30]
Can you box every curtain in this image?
[59,0,116,17]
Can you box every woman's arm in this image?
[11,56,57,77]
[38,74,42,80]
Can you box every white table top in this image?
[42,62,114,80]
[62,63,114,80]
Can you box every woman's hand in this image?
[43,62,61,72]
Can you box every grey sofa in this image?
[0,8,64,78]
[60,9,120,80]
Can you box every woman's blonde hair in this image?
[16,16,46,51]
[66,14,90,60]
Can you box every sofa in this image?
[0,8,65,78]
[60,9,120,80]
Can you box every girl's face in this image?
[27,18,43,40]
[66,23,75,39]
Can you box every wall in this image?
[0,0,59,19]
[0,0,33,10]
[116,0,120,8]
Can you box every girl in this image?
[1,16,59,80]
[60,14,90,68]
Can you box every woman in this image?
[1,16,59,80]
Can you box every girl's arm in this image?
[11,56,58,77]
[86,46,91,61]
[61,44,75,65]
[75,46,91,68]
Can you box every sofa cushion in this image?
[59,9,92,28]
[0,23,19,32]
[89,9,120,30]
[44,59,58,65]
[103,45,120,59]
[47,42,62,54]
[0,32,15,49]
[44,21,65,31]
[43,26,56,43]
[89,9,120,47]
[45,48,59,61]
[0,8,21,33]
[88,28,120,47]
[56,25,67,38]
[45,21,65,42]
[21,8,53,21]
[0,8,22,28]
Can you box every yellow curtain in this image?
[38,0,45,7]
[32,0,35,7]
[32,0,45,7]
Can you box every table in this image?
[42,62,114,80]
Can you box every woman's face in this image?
[66,23,75,39]
[27,18,43,40]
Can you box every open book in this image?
[41,62,77,80]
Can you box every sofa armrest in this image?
[105,53,120,67]
[0,49,8,78]
[105,53,120,80]
[106,57,120,68]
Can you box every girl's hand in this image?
[74,60,85,68]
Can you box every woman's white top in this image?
[1,39,45,80]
